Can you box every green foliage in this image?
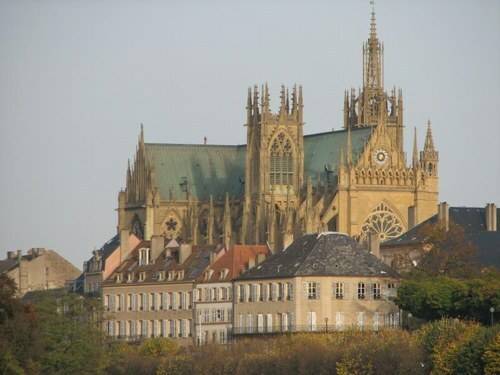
[484,332,500,375]
[396,272,500,324]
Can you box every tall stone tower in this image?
[241,84,304,247]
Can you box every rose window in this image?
[164,215,180,239]
[360,203,404,242]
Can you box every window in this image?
[238,284,245,302]
[373,283,381,299]
[307,311,317,331]
[307,282,319,300]
[257,314,264,333]
[127,273,134,282]
[335,282,344,299]
[139,248,150,266]
[104,295,110,311]
[270,283,277,301]
[357,312,364,330]
[373,312,380,331]
[277,283,284,301]
[139,272,146,282]
[150,293,156,310]
[258,284,264,301]
[336,312,344,330]
[282,313,289,332]
[141,320,148,337]
[118,294,125,311]
[270,133,294,186]
[358,282,366,299]
[169,320,176,337]
[266,313,273,333]
[115,273,122,283]
[246,314,253,333]
[130,320,137,337]
[287,283,294,301]
[131,294,137,311]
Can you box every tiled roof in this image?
[105,241,214,284]
[237,233,399,280]
[146,127,371,201]
[383,206,500,268]
[199,244,270,283]
[0,258,18,274]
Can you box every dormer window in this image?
[177,270,184,280]
[138,248,151,266]
[219,268,229,280]
[139,272,146,282]
[158,271,165,281]
[168,271,175,281]
[115,273,122,283]
[127,273,134,282]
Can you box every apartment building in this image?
[102,236,213,345]
[193,244,269,345]
[233,232,400,335]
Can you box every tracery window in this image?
[270,133,294,186]
[163,213,181,239]
[131,215,144,239]
[360,202,404,242]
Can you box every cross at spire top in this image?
[370,0,377,39]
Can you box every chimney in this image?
[486,203,497,231]
[257,253,266,265]
[119,229,131,263]
[367,232,380,259]
[16,250,22,259]
[7,251,16,260]
[179,244,192,264]
[151,235,165,261]
[209,250,217,265]
[437,202,449,231]
[408,206,417,230]
[248,256,256,270]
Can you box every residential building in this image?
[101,236,213,344]
[381,202,500,272]
[194,244,270,345]
[0,248,80,297]
[233,233,400,335]
[81,231,140,295]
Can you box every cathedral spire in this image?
[424,120,435,152]
[363,0,383,90]
[412,127,419,169]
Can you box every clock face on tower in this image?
[374,149,389,166]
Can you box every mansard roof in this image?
[236,232,399,280]
[105,241,214,284]
[384,206,500,268]
[145,127,371,201]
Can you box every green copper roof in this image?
[145,127,371,201]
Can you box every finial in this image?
[424,119,435,151]
[370,0,377,38]
[412,127,419,168]
[347,124,353,166]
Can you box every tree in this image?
[413,222,479,278]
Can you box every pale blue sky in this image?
[1,0,499,268]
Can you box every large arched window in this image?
[270,133,294,186]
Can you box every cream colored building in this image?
[193,244,269,345]
[115,7,439,254]
[102,237,213,344]
[233,233,400,334]
[0,248,80,297]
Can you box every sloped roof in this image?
[384,206,500,268]
[237,232,399,280]
[199,244,270,283]
[0,258,18,274]
[146,127,371,201]
[105,241,214,284]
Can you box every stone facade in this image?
[116,9,439,253]
[0,248,81,296]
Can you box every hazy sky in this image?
[1,0,499,268]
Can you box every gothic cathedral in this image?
[117,9,439,252]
